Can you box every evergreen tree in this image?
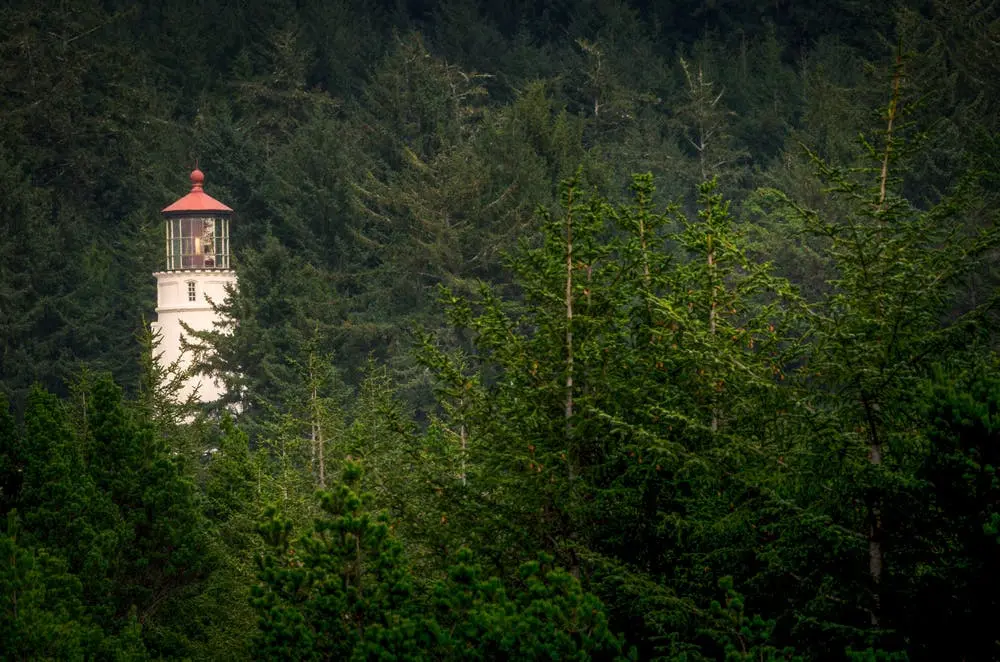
[252,462,631,660]
[884,361,1000,659]
[252,462,427,660]
[420,173,804,657]
[0,512,99,661]
[193,236,341,417]
[755,57,1000,651]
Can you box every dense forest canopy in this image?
[2,0,1000,659]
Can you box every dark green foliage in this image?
[3,1,1000,659]
[252,463,630,661]
[0,512,99,661]
[883,363,1000,660]
[431,548,632,661]
[193,236,342,416]
[0,394,21,513]
[252,462,422,660]
[0,376,219,657]
[416,173,807,657]
[711,577,803,661]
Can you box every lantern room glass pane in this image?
[165,214,230,270]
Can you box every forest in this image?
[2,0,1000,659]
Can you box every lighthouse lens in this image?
[165,215,229,270]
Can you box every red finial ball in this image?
[190,168,205,190]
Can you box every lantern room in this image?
[161,168,232,270]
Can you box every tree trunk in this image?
[459,421,467,487]
[565,189,575,480]
[639,214,651,287]
[458,393,467,487]
[317,411,325,490]
[866,54,902,626]
[864,392,883,625]
[311,377,325,489]
[707,233,718,433]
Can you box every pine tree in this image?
[431,548,634,660]
[0,512,100,661]
[420,172,807,656]
[759,54,1000,644]
[884,361,1000,659]
[252,462,424,660]
[76,375,217,656]
[252,462,632,660]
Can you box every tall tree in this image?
[761,56,1000,639]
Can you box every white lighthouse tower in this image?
[150,168,236,403]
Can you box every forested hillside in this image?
[3,0,1000,659]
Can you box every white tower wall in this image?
[151,268,237,403]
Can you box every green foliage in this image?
[136,322,200,433]
[0,393,21,513]
[432,548,633,661]
[881,362,1000,660]
[0,512,99,661]
[252,462,420,660]
[418,172,811,657]
[702,577,802,661]
[0,375,221,657]
[752,64,1000,644]
[252,463,630,660]
[3,3,1000,659]
[193,236,341,416]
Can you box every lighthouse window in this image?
[166,216,230,270]
[187,281,197,302]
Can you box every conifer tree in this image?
[252,462,423,660]
[420,172,807,656]
[72,375,218,655]
[673,58,749,196]
[759,54,1000,643]
[252,462,632,660]
[0,512,99,660]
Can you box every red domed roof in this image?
[162,168,233,214]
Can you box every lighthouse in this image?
[150,169,236,403]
